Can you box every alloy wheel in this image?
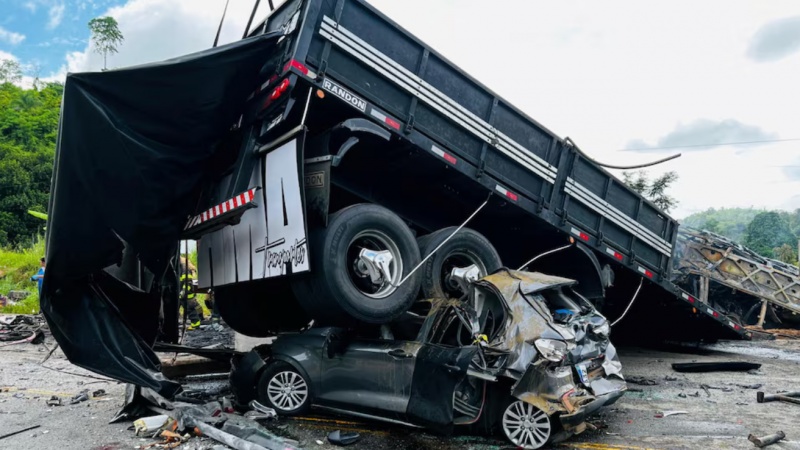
[501,400,551,449]
[266,370,308,412]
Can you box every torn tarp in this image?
[42,32,282,396]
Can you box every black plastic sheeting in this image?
[42,33,281,396]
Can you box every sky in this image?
[0,0,799,219]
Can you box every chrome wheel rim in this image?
[441,251,487,297]
[347,230,403,299]
[502,401,551,449]
[266,371,308,411]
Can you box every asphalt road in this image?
[2,333,800,450]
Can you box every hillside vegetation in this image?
[682,207,800,262]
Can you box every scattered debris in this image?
[678,393,687,398]
[664,376,678,381]
[688,391,700,397]
[757,391,800,406]
[69,389,90,405]
[655,410,688,418]
[46,396,61,407]
[0,425,41,441]
[92,389,107,398]
[327,430,361,446]
[701,384,733,392]
[748,431,786,448]
[700,385,711,397]
[626,376,658,386]
[672,362,761,373]
[733,383,763,390]
[133,415,170,435]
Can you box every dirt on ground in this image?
[2,324,800,450]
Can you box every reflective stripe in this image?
[184,188,258,231]
[565,178,672,256]
[320,17,557,184]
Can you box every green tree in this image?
[774,243,798,264]
[88,17,124,70]
[622,170,679,213]
[0,59,22,85]
[703,217,722,234]
[743,211,794,258]
[0,82,61,247]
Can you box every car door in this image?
[405,343,478,429]
[316,334,421,418]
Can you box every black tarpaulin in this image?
[42,33,281,395]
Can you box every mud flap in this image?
[405,345,478,430]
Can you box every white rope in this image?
[517,243,573,271]
[393,196,490,287]
[610,278,644,327]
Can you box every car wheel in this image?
[501,400,551,449]
[291,204,422,325]
[417,227,501,299]
[257,361,311,416]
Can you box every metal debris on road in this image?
[627,376,658,386]
[757,391,800,406]
[0,425,41,441]
[701,384,733,392]
[654,410,688,418]
[46,395,61,406]
[69,389,90,404]
[748,431,786,448]
[672,362,761,373]
[93,389,107,398]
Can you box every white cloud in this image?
[0,26,26,45]
[47,2,66,29]
[53,0,800,218]
[0,50,18,62]
[23,1,37,13]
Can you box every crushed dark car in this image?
[232,269,626,449]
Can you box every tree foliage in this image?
[88,16,124,70]
[0,59,22,85]
[0,81,62,247]
[681,207,763,243]
[743,211,795,258]
[622,170,679,212]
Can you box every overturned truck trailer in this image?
[674,228,800,327]
[43,0,747,395]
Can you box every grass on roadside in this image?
[0,239,45,314]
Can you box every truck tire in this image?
[291,204,422,325]
[417,227,502,300]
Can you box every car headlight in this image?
[534,339,569,362]
[591,322,610,337]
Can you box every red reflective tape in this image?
[284,59,309,75]
[734,324,741,330]
[234,196,241,208]
[713,311,719,318]
[645,270,653,278]
[244,191,251,203]
[506,190,519,202]
[202,212,208,222]
[385,117,401,130]
[613,252,622,260]
[579,232,589,241]
[443,153,457,164]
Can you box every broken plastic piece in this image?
[133,415,170,435]
[328,430,361,446]
[46,396,62,407]
[92,389,107,398]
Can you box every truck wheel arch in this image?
[526,242,609,302]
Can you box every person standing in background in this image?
[30,258,45,298]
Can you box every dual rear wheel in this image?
[291,203,502,325]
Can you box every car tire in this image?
[499,400,552,449]
[291,203,422,325]
[257,361,311,416]
[417,227,502,300]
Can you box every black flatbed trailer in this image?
[189,0,747,341]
